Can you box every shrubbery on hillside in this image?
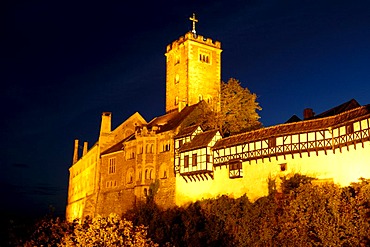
[8,175,370,246]
[17,214,157,247]
[124,176,370,247]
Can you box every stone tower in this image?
[165,14,222,113]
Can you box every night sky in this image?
[2,0,370,219]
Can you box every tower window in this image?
[199,49,211,64]
[108,158,116,174]
[198,94,203,102]
[175,96,179,105]
[175,74,180,84]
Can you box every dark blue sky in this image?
[2,0,370,218]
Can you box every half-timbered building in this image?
[175,99,370,204]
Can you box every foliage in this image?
[20,214,157,247]
[125,175,370,247]
[61,213,157,247]
[202,78,262,136]
[11,175,370,247]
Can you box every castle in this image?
[66,15,370,221]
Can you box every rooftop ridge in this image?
[213,104,370,150]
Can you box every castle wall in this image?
[175,141,370,205]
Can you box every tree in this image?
[60,214,157,247]
[202,78,262,136]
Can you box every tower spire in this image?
[189,13,198,35]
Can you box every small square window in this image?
[229,161,242,179]
[280,163,287,172]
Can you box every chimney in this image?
[303,108,315,120]
[73,139,79,164]
[82,141,88,156]
[100,112,112,135]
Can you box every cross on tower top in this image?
[189,13,198,34]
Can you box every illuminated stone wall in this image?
[165,32,222,113]
[66,144,99,221]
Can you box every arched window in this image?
[175,96,179,106]
[198,94,203,102]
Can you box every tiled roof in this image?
[174,125,201,139]
[213,104,370,150]
[287,99,361,122]
[148,103,201,133]
[313,98,360,119]
[101,133,135,155]
[101,103,203,155]
[179,130,219,153]
[285,115,301,123]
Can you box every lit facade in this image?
[66,16,370,221]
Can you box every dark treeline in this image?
[4,175,370,246]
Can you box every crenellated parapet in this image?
[166,32,221,53]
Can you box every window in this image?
[268,137,276,148]
[192,153,197,166]
[198,94,203,102]
[178,139,183,148]
[130,152,135,159]
[206,154,211,163]
[346,123,354,134]
[229,161,243,179]
[280,163,287,172]
[163,142,171,152]
[108,158,116,174]
[146,144,154,154]
[175,55,180,65]
[175,74,180,84]
[199,49,211,64]
[175,96,179,106]
[199,54,210,63]
[106,180,117,188]
[184,155,189,168]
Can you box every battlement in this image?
[166,32,221,52]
